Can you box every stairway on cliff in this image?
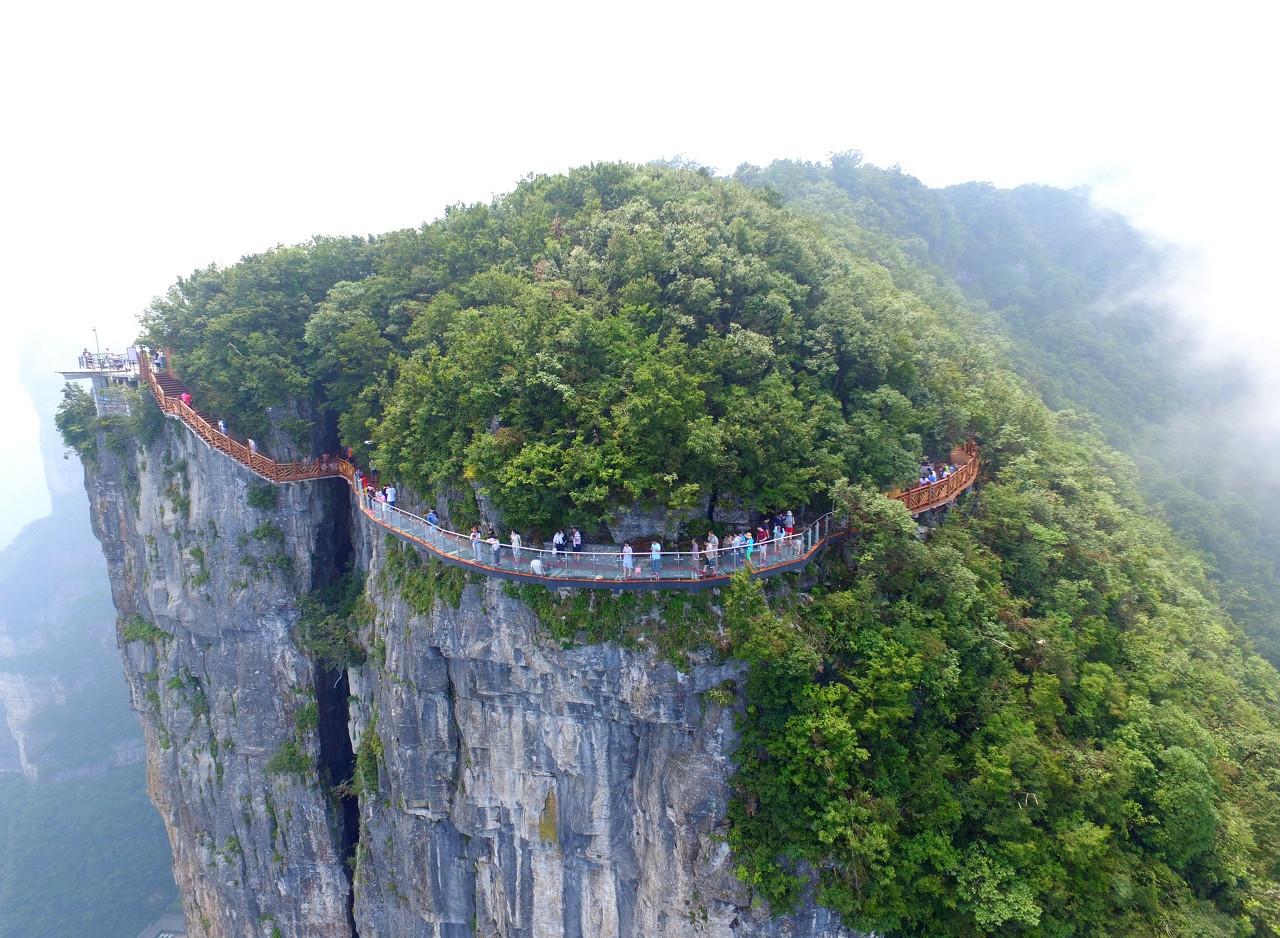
[153,374,188,398]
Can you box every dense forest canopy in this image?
[143,166,991,530]
[132,163,1280,935]
[737,154,1280,666]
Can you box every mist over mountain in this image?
[739,153,1280,664]
[0,367,175,937]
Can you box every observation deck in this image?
[58,350,143,417]
[132,352,979,590]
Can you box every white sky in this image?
[1,0,1276,545]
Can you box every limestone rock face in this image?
[83,418,855,938]
[605,498,710,546]
[87,424,353,938]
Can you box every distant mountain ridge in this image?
[739,154,1280,663]
[0,368,176,937]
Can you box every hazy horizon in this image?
[3,1,1276,545]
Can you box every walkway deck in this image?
[136,353,978,590]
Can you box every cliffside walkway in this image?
[137,354,979,590]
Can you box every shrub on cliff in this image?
[54,383,98,460]
[296,574,369,668]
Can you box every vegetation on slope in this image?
[729,425,1280,935]
[739,155,1280,666]
[0,767,176,938]
[131,163,1280,935]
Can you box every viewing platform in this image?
[58,350,142,417]
[127,351,979,590]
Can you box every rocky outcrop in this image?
[88,422,353,938]
[347,532,848,937]
[84,416,854,937]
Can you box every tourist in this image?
[784,510,795,536]
[745,531,755,564]
[386,485,397,509]
[690,538,701,577]
[571,528,582,555]
[706,531,719,572]
[755,525,768,563]
[650,539,662,578]
[510,530,522,565]
[180,391,192,408]
[488,531,501,566]
[529,554,545,575]
[470,526,482,562]
[217,418,227,435]
[622,542,634,578]
[426,508,440,527]
[247,438,257,455]
[552,529,565,560]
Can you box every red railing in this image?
[891,441,980,515]
[135,351,979,588]
[140,353,354,486]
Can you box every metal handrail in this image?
[134,349,977,588]
[354,491,845,583]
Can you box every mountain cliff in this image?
[69,162,1280,937]
[83,400,850,936]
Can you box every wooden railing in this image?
[893,441,980,515]
[140,354,354,486]
[135,352,979,589]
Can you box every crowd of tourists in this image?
[78,347,136,370]
[915,458,959,489]
[401,510,808,580]
[142,346,955,584]
[145,351,951,583]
